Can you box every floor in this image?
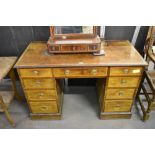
[0,80,155,129]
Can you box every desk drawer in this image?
[19,68,52,78]
[53,67,107,78]
[107,77,140,88]
[26,90,56,101]
[110,67,142,76]
[104,100,132,112]
[61,45,87,52]
[22,78,55,89]
[105,88,135,99]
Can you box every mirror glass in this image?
[54,26,94,34]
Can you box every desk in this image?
[0,57,21,126]
[15,41,147,120]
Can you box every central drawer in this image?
[29,101,58,113]
[25,90,57,101]
[22,78,56,89]
[53,67,107,78]
[105,88,135,99]
[104,100,132,112]
[107,77,140,88]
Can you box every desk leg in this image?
[0,96,15,127]
[9,69,22,102]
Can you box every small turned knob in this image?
[52,46,55,51]
[73,46,76,51]
[65,70,70,75]
[124,69,129,74]
[91,69,97,74]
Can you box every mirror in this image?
[50,26,97,39]
[54,26,94,34]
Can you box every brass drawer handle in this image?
[116,104,121,107]
[118,91,123,96]
[91,69,97,74]
[64,70,70,75]
[39,93,44,97]
[121,79,127,84]
[33,70,39,75]
[93,45,96,50]
[35,80,41,84]
[123,69,129,74]
[40,106,48,110]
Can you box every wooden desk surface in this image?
[0,57,17,81]
[15,41,147,68]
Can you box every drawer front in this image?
[53,67,107,78]
[105,88,135,99]
[30,104,58,114]
[104,100,132,112]
[61,45,87,52]
[49,45,60,51]
[26,90,57,101]
[110,67,142,76]
[22,78,55,89]
[107,77,140,88]
[19,68,52,78]
[29,100,57,106]
[88,44,99,52]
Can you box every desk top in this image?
[0,57,17,81]
[15,41,147,68]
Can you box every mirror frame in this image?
[50,26,98,39]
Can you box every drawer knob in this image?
[65,70,70,75]
[73,46,76,50]
[124,69,129,74]
[91,69,97,74]
[52,46,55,51]
[33,70,39,75]
[93,45,96,50]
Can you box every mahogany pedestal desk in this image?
[15,41,147,120]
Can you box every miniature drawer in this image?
[61,45,87,52]
[30,104,58,114]
[109,67,142,76]
[104,100,132,112]
[18,68,52,78]
[105,88,135,99]
[107,77,140,88]
[53,67,107,78]
[88,44,99,52]
[49,45,60,51]
[25,90,57,101]
[22,78,56,89]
